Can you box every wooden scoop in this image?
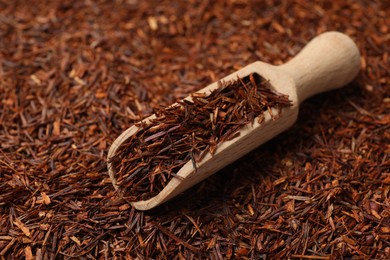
[108,31,360,211]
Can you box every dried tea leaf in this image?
[13,219,31,237]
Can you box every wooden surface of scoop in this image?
[108,31,360,210]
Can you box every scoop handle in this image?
[278,31,360,103]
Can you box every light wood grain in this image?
[107,31,360,210]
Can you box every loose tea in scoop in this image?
[110,73,292,201]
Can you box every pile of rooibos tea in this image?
[111,73,292,201]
